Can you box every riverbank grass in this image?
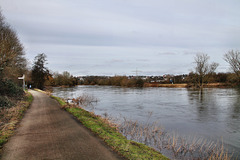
[51,95,169,160]
[0,92,33,154]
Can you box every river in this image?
[52,85,240,158]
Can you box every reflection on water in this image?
[186,88,240,154]
[231,89,240,119]
[52,86,240,156]
[188,89,220,122]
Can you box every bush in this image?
[0,79,24,97]
[135,78,144,87]
[0,96,13,108]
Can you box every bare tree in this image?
[0,10,27,79]
[193,53,219,88]
[224,50,240,83]
[0,9,26,104]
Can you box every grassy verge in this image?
[34,88,51,95]
[51,95,169,160]
[51,95,67,106]
[0,91,33,155]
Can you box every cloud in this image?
[1,0,239,75]
[106,59,126,63]
[158,52,177,56]
[3,0,240,48]
[136,59,149,62]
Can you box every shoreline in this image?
[45,82,237,90]
[144,82,233,88]
[49,93,169,160]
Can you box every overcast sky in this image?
[1,0,240,76]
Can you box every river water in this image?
[52,85,240,157]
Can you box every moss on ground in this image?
[51,95,169,160]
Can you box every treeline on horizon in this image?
[27,53,240,88]
[50,71,237,88]
[42,50,240,88]
[49,75,145,88]
[43,50,240,88]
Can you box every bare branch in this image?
[193,53,218,88]
[224,50,240,79]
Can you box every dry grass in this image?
[145,83,230,88]
[145,83,188,88]
[0,92,33,156]
[70,94,98,107]
[105,114,235,160]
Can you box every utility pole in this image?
[18,74,25,90]
[132,68,142,77]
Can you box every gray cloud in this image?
[4,0,240,48]
[158,52,177,56]
[1,0,239,75]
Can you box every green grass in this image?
[52,95,169,160]
[51,95,67,106]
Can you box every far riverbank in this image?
[45,82,234,90]
[144,82,233,88]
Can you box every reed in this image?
[71,94,98,106]
[105,114,235,160]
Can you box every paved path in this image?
[2,90,122,160]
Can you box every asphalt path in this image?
[2,90,122,160]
